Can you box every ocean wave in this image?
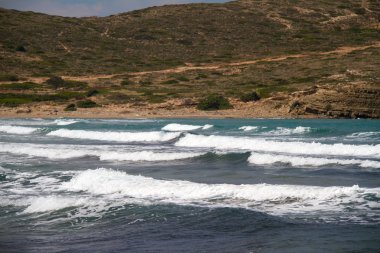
[0,125,39,135]
[248,153,380,168]
[347,132,380,138]
[162,123,213,131]
[47,129,181,142]
[24,196,89,213]
[267,126,311,135]
[0,143,204,161]
[175,134,380,157]
[53,119,78,126]
[0,143,95,159]
[59,168,380,216]
[99,151,204,161]
[239,126,259,132]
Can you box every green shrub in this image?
[140,80,152,85]
[0,74,19,82]
[176,39,193,46]
[45,76,87,89]
[64,103,77,111]
[162,79,179,84]
[76,100,98,108]
[46,76,65,89]
[354,8,366,15]
[108,93,130,103]
[240,91,261,102]
[143,90,153,96]
[16,45,26,52]
[196,74,208,79]
[257,86,292,98]
[0,98,30,107]
[121,79,134,86]
[146,94,165,103]
[177,76,190,82]
[0,82,38,90]
[64,80,88,89]
[87,89,99,97]
[134,34,156,41]
[0,92,85,104]
[197,94,232,111]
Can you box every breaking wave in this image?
[162,123,213,131]
[248,153,380,168]
[24,196,89,213]
[53,119,78,126]
[347,132,380,139]
[0,143,203,161]
[239,126,259,131]
[0,125,39,135]
[47,129,181,142]
[52,168,380,216]
[175,134,380,157]
[267,126,311,135]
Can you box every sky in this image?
[0,0,229,17]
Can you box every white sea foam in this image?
[47,129,181,142]
[53,119,78,126]
[60,168,380,215]
[248,153,380,168]
[162,123,213,131]
[202,124,213,129]
[175,134,380,157]
[268,126,311,135]
[0,125,38,134]
[347,132,380,138]
[24,196,89,213]
[239,126,259,131]
[0,143,204,161]
[0,143,92,159]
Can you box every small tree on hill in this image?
[46,76,65,89]
[197,94,233,111]
[240,91,261,102]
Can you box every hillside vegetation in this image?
[0,0,379,118]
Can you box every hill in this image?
[0,0,379,118]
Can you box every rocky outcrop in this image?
[288,83,380,118]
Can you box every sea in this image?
[0,118,379,253]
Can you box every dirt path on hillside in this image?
[8,41,380,84]
[129,41,380,76]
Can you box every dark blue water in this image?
[0,118,379,253]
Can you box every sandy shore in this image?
[0,100,323,119]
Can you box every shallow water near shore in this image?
[0,118,379,252]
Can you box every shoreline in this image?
[1,91,378,119]
[0,104,334,120]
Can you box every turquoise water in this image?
[0,118,379,252]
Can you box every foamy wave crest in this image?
[0,125,38,135]
[248,153,380,168]
[61,168,380,216]
[53,119,78,126]
[162,123,213,131]
[347,132,380,138]
[268,126,311,135]
[0,143,95,159]
[0,143,203,161]
[239,126,259,131]
[175,134,380,157]
[24,196,89,213]
[47,129,181,142]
